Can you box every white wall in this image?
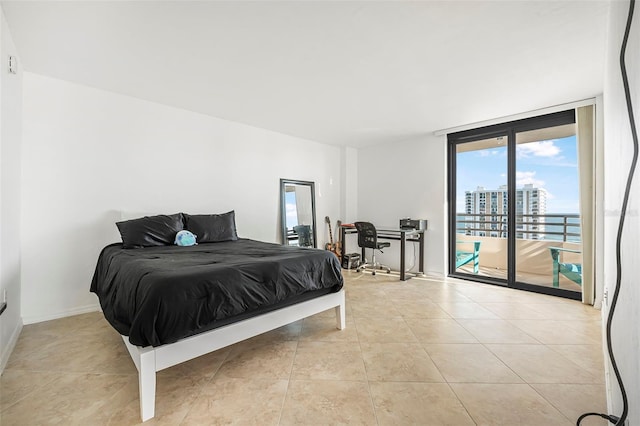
[602,0,640,422]
[21,73,342,323]
[356,134,446,276]
[0,9,23,371]
[340,146,358,224]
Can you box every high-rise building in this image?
[464,184,547,239]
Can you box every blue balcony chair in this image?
[549,247,582,288]
[456,241,481,274]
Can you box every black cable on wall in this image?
[577,0,637,424]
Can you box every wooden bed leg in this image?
[139,349,157,421]
[335,291,346,330]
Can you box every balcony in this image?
[455,213,582,291]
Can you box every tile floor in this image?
[0,271,607,425]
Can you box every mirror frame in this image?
[280,178,317,247]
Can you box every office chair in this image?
[354,221,391,275]
[293,225,313,247]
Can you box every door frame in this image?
[447,109,580,300]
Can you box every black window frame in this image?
[447,109,579,300]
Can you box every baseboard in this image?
[22,303,101,325]
[0,318,23,374]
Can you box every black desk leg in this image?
[400,232,406,281]
[419,232,425,274]
[340,226,346,266]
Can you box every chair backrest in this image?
[293,224,313,247]
[354,221,378,249]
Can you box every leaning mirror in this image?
[280,179,317,247]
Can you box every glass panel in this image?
[515,124,582,294]
[455,136,508,280]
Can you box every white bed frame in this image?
[122,289,345,422]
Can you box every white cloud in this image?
[478,149,503,157]
[517,141,561,158]
[516,171,545,187]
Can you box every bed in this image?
[90,212,345,421]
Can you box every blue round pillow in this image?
[175,230,197,246]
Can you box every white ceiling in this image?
[2,1,609,148]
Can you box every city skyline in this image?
[456,135,579,213]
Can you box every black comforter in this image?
[90,239,343,347]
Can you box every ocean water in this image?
[456,214,581,243]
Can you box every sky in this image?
[456,135,580,214]
[285,191,299,228]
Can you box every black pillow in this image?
[185,211,238,243]
[116,213,184,248]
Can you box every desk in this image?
[340,225,425,281]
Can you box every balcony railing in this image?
[456,213,581,242]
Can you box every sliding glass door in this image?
[453,133,509,280]
[448,110,582,299]
[514,124,582,294]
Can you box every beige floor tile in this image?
[216,340,297,379]
[487,344,603,384]
[291,341,367,381]
[361,342,444,382]
[547,344,606,375]
[505,290,565,304]
[565,319,604,339]
[456,319,540,344]
[526,302,602,320]
[0,369,61,411]
[0,275,607,425]
[382,287,434,302]
[107,374,210,425]
[425,343,523,383]
[20,311,104,338]
[437,302,501,319]
[452,286,516,303]
[75,315,124,338]
[159,347,231,378]
[531,384,608,425]
[452,383,572,425]
[509,319,602,345]
[182,377,288,425]
[248,320,304,343]
[389,298,452,319]
[0,372,130,426]
[460,292,516,304]
[6,331,136,375]
[347,271,399,286]
[346,287,387,301]
[299,314,359,342]
[5,332,66,369]
[354,316,418,343]
[405,318,478,343]
[369,381,475,425]
[280,380,376,425]
[349,297,403,318]
[480,302,550,320]
[424,291,474,304]
[80,334,139,375]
